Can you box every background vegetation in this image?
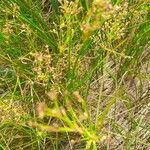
[0,0,149,149]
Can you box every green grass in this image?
[0,0,149,149]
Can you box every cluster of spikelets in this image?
[0,101,27,123]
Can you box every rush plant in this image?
[0,0,149,149]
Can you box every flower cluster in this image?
[59,0,82,15]
[101,2,130,41]
[31,46,53,85]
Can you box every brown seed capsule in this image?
[36,102,47,119]
[73,91,84,103]
[47,89,58,101]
